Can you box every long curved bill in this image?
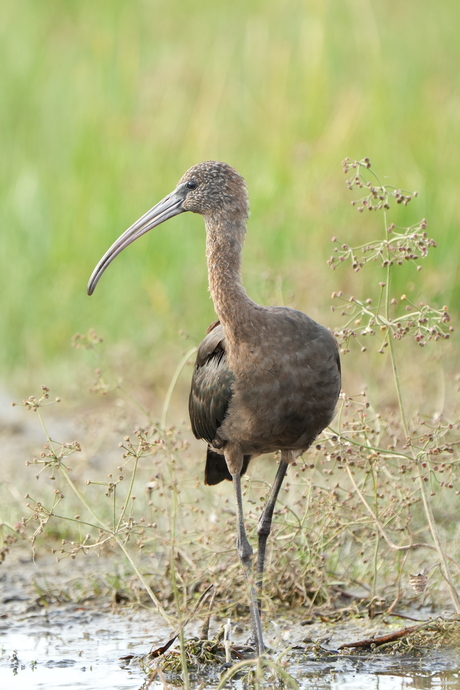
[87,189,185,295]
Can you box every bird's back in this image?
[190,307,341,469]
[220,306,340,454]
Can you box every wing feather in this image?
[189,322,234,445]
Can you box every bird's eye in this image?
[186,180,197,190]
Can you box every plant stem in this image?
[384,250,460,612]
[161,346,197,429]
[164,430,190,689]
[416,471,460,612]
[115,538,173,626]
[116,457,138,532]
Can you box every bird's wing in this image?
[189,321,234,445]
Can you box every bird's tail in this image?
[204,447,251,485]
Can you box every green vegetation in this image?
[1,0,459,392]
[2,3,460,684]
[2,159,459,688]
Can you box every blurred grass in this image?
[1,0,459,393]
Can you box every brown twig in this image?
[339,621,430,649]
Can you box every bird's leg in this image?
[256,453,291,609]
[232,472,265,656]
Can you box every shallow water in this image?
[1,550,459,689]
[1,606,460,690]
[289,650,460,689]
[0,606,168,689]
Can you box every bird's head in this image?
[87,160,248,295]
[179,161,248,218]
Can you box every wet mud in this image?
[1,551,460,689]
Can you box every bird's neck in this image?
[205,216,257,338]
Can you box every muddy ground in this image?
[2,393,460,688]
[1,547,460,689]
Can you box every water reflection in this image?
[290,649,460,690]
[1,621,459,689]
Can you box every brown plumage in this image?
[88,161,341,656]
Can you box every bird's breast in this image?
[219,325,340,455]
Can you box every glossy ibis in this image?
[88,161,341,655]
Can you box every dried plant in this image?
[9,158,460,687]
[324,158,460,612]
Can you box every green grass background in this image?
[2,0,459,395]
